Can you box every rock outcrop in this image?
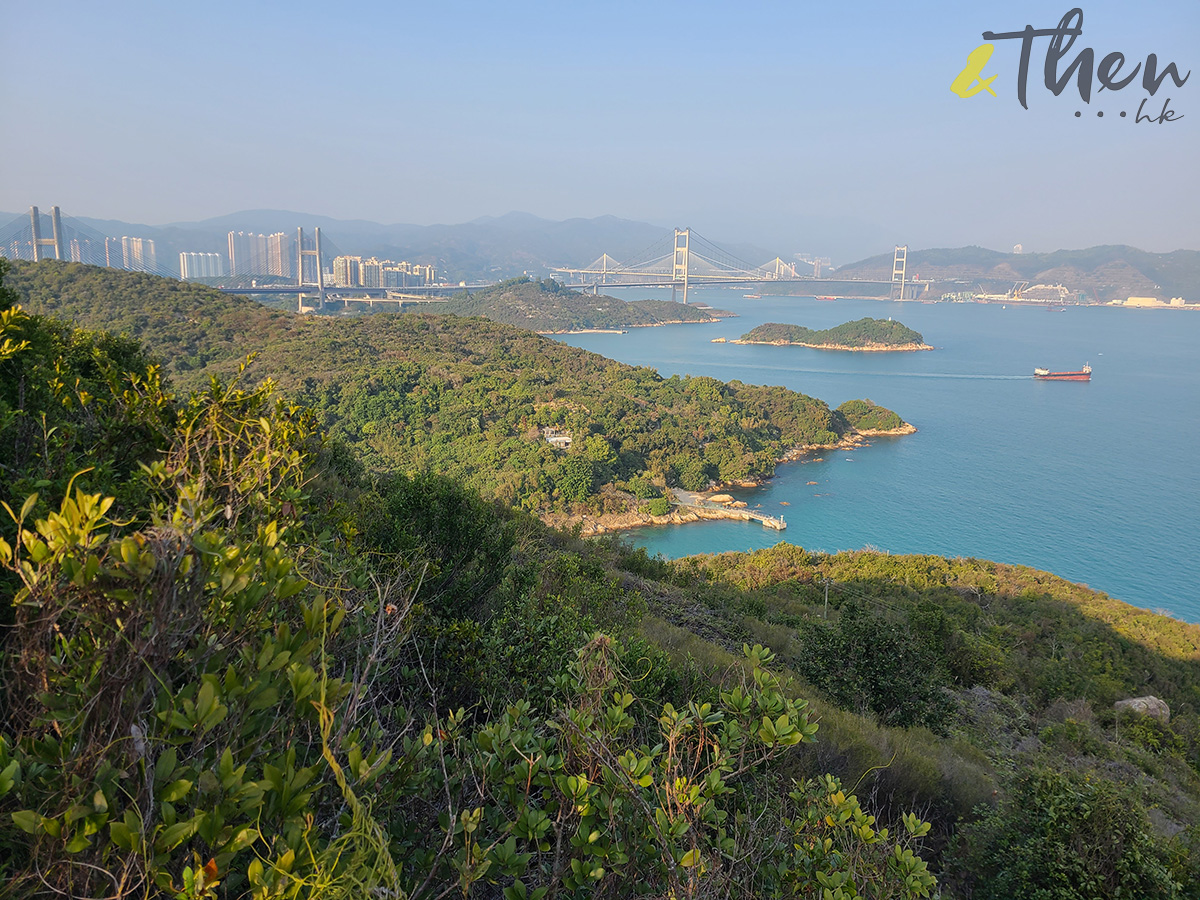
[1114,695,1170,723]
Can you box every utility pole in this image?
[823,577,831,618]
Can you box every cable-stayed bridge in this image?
[0,206,476,310]
[0,206,351,290]
[0,206,183,279]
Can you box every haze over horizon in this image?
[3,1,1196,260]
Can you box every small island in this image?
[733,317,933,351]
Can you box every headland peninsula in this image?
[435,275,735,333]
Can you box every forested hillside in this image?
[2,259,1199,898]
[436,277,728,332]
[6,262,900,515]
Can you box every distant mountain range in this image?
[4,207,1196,300]
[832,245,1200,303]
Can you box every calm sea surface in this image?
[553,288,1200,622]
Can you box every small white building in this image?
[543,427,572,449]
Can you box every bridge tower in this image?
[672,228,691,304]
[891,245,908,300]
[295,227,326,310]
[28,206,65,261]
[766,257,797,279]
[598,253,619,286]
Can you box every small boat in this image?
[816,296,837,301]
[743,293,762,299]
[1034,363,1091,381]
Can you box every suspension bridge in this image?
[553,228,919,302]
[553,228,808,303]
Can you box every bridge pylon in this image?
[28,206,65,261]
[295,227,326,310]
[891,245,908,300]
[672,228,690,304]
[764,257,798,279]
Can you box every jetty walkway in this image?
[672,490,786,531]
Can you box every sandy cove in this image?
[550,424,917,536]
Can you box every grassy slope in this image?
[628,543,1200,864]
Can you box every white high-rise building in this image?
[266,232,293,278]
[179,251,226,280]
[104,237,123,268]
[227,231,270,276]
[121,237,157,272]
[360,257,385,288]
[332,255,362,287]
[69,238,105,266]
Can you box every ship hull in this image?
[1034,372,1091,381]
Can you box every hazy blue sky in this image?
[3,1,1196,259]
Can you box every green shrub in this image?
[792,604,952,730]
[646,496,671,516]
[1119,711,1186,756]
[948,767,1178,900]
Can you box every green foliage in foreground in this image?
[5,262,1200,898]
[652,543,1200,896]
[948,768,1178,899]
[0,289,936,897]
[739,318,927,348]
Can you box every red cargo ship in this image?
[1034,363,1091,381]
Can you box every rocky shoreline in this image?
[731,339,933,352]
[538,314,736,335]
[551,423,917,536]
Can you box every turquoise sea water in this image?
[554,289,1200,622]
